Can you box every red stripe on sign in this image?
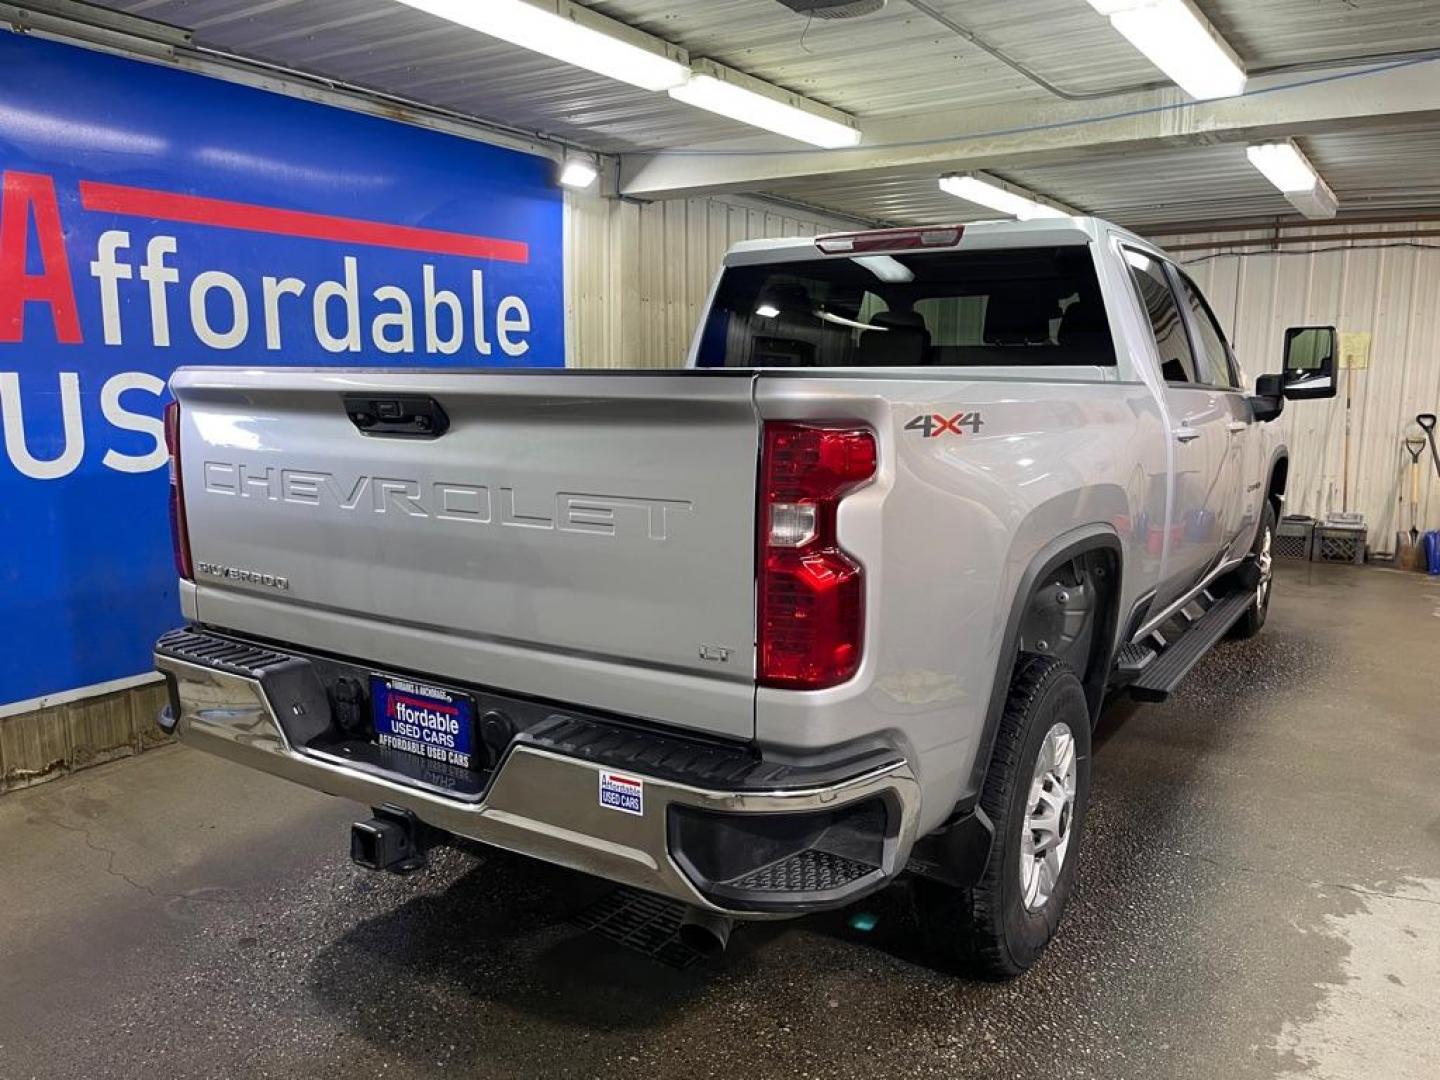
[606,776,641,787]
[78,180,529,263]
[391,693,457,715]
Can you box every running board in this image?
[1127,591,1252,703]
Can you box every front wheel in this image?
[1231,501,1276,640]
[914,655,1091,979]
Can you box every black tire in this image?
[914,655,1091,979]
[1230,500,1276,640]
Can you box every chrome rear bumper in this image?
[155,644,920,917]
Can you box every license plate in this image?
[370,675,476,770]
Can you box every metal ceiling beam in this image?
[1146,209,1440,237]
[618,57,1440,200]
[1163,227,1440,252]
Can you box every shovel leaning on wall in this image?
[1398,429,1427,569]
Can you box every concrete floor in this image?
[2,561,1438,1080]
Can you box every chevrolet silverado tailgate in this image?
[170,368,760,739]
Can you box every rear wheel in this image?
[1231,501,1276,640]
[914,655,1091,978]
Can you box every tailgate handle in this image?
[344,395,450,438]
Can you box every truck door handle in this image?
[1226,420,1248,434]
[1173,426,1201,443]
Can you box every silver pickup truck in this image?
[154,217,1336,977]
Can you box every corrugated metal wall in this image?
[565,191,857,368]
[1159,223,1440,551]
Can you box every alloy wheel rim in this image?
[1019,722,1078,912]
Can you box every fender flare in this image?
[1249,449,1289,551]
[1266,448,1290,504]
[958,524,1123,810]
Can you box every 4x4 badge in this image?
[905,411,984,438]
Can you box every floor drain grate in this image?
[571,887,705,969]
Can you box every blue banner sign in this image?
[0,33,564,707]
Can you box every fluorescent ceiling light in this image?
[558,156,599,189]
[755,303,781,319]
[394,0,690,92]
[852,255,914,283]
[1086,0,1246,100]
[670,60,861,148]
[938,173,1074,220]
[1246,140,1338,219]
[1284,180,1338,220]
[1246,141,1316,192]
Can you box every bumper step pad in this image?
[729,849,875,893]
[155,627,297,678]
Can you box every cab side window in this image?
[1124,249,1197,385]
[1174,272,1239,389]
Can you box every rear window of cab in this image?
[695,245,1115,369]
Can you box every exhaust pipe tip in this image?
[677,908,734,956]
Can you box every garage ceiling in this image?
[763,128,1440,229]
[69,0,1440,229]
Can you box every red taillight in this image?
[164,399,193,582]
[758,422,877,690]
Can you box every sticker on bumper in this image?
[599,771,644,815]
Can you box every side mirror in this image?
[1280,326,1338,400]
[1250,374,1284,423]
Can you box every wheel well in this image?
[961,530,1123,806]
[1268,456,1289,516]
[1016,545,1120,723]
